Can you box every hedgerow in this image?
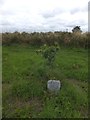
[2,31,90,48]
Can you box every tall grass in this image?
[2,31,90,48]
[2,45,88,118]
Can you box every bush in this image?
[41,44,60,66]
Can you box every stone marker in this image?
[47,80,61,91]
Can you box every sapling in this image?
[41,43,60,66]
[36,43,60,80]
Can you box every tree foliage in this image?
[41,43,60,66]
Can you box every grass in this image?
[2,45,88,118]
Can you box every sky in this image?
[0,0,89,33]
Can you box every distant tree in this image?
[72,26,82,33]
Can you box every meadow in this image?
[2,42,88,118]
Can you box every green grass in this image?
[2,45,88,118]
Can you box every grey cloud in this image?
[70,6,87,14]
[66,20,87,27]
[2,9,16,16]
[1,16,87,33]
[42,12,55,18]
[70,8,80,14]
[0,0,5,6]
[42,8,64,18]
[1,17,16,27]
[43,15,66,26]
[1,21,12,26]
[82,6,88,12]
[66,24,75,28]
[41,17,67,32]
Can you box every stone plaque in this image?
[47,80,61,91]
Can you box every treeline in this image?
[2,31,90,48]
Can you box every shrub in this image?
[41,44,60,66]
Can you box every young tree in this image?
[41,43,60,66]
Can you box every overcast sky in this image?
[0,0,89,32]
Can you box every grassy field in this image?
[2,45,88,118]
